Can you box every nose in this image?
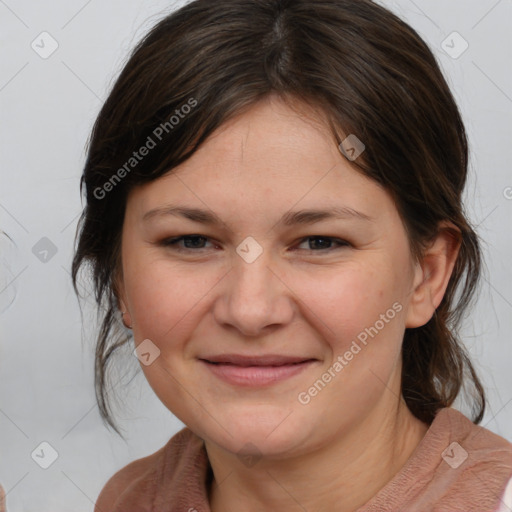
[213,248,295,338]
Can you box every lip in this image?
[199,354,318,387]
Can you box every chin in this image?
[195,405,317,459]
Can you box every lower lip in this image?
[200,360,316,387]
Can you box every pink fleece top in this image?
[31,407,511,512]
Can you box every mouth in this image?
[198,354,318,387]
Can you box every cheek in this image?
[124,259,217,421]
[125,256,211,343]
[296,262,397,344]
[295,259,407,404]
[300,269,406,392]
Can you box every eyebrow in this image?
[142,204,374,227]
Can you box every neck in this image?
[206,399,429,512]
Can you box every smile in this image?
[199,354,318,387]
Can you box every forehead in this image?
[126,96,397,227]
[182,96,339,178]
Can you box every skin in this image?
[116,94,460,512]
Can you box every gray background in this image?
[0,0,511,510]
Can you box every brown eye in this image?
[161,235,214,251]
[295,236,350,252]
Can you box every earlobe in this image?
[405,222,461,328]
[118,298,133,329]
[114,273,133,329]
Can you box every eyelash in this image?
[160,235,351,253]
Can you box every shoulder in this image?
[94,455,154,512]
[94,427,200,512]
[0,483,5,512]
[429,408,512,510]
[441,407,512,459]
[496,476,512,512]
[433,407,512,478]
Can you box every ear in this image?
[113,267,130,319]
[115,280,133,330]
[405,222,461,328]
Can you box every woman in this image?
[71,0,512,510]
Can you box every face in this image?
[117,95,422,460]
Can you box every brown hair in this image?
[72,0,485,436]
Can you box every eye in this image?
[159,235,350,253]
[160,235,216,251]
[294,236,350,252]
